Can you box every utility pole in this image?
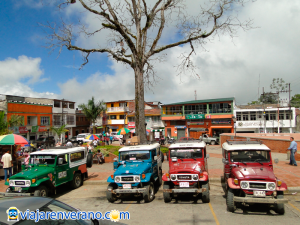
[195,90,197,100]
[289,83,292,133]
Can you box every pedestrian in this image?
[119,137,123,145]
[110,135,113,144]
[106,136,109,145]
[93,150,103,164]
[1,149,13,181]
[66,140,73,147]
[93,139,98,147]
[288,137,297,166]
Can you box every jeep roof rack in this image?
[175,139,204,143]
[226,139,262,145]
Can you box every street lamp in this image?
[232,116,237,138]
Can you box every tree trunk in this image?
[134,65,146,144]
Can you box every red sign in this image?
[19,126,28,133]
[128,122,135,128]
[38,126,48,132]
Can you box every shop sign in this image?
[185,114,205,119]
[19,126,28,133]
[31,126,39,133]
[187,121,204,125]
[205,114,211,119]
[175,126,186,129]
[39,126,48,132]
[128,122,135,128]
[212,119,231,124]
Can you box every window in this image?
[53,115,61,126]
[265,113,269,120]
[54,101,60,108]
[57,154,68,165]
[81,129,85,133]
[70,151,85,162]
[152,116,160,122]
[170,120,186,125]
[185,104,207,114]
[236,112,241,121]
[69,103,74,109]
[110,115,117,119]
[270,113,276,120]
[279,113,284,120]
[120,115,125,119]
[250,112,256,121]
[41,117,50,125]
[128,117,135,122]
[111,103,114,107]
[67,115,75,125]
[242,113,249,121]
[62,102,68,108]
[120,102,127,107]
[76,117,79,122]
[285,110,291,120]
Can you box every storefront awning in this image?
[210,126,233,129]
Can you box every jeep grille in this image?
[249,183,266,189]
[177,175,192,180]
[121,177,133,181]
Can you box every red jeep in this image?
[162,141,210,203]
[222,140,288,214]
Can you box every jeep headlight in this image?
[25,180,31,186]
[135,176,140,182]
[268,182,276,190]
[171,175,176,181]
[240,181,248,189]
[115,177,121,182]
[9,180,14,186]
[192,174,198,180]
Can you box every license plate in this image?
[179,182,189,188]
[14,187,22,192]
[253,190,265,197]
[123,184,131,189]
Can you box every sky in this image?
[0,0,300,106]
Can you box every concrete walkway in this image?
[0,145,299,192]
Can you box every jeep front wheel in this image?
[163,183,172,203]
[71,173,82,189]
[202,181,210,203]
[34,185,48,197]
[106,183,117,203]
[226,188,236,212]
[274,191,285,215]
[87,153,93,168]
[143,182,155,203]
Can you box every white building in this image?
[234,104,296,133]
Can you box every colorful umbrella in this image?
[85,134,100,140]
[117,128,130,135]
[0,134,30,145]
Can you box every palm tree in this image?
[8,114,24,127]
[0,111,8,135]
[78,97,106,134]
[51,124,69,143]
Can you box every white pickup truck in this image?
[200,134,219,145]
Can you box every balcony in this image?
[107,107,129,113]
[107,119,125,125]
[162,110,183,116]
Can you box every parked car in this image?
[200,134,219,145]
[221,139,288,214]
[65,136,79,146]
[5,146,93,197]
[35,136,55,148]
[106,143,163,203]
[162,140,210,203]
[0,196,114,225]
[76,133,90,143]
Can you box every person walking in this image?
[1,150,13,181]
[110,135,113,144]
[288,137,297,166]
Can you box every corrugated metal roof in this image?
[162,97,235,106]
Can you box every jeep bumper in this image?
[233,196,288,204]
[111,188,147,194]
[163,188,206,193]
[0,192,31,197]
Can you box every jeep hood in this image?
[233,165,276,181]
[114,162,151,176]
[10,166,55,180]
[169,161,204,174]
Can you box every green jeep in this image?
[5,146,93,197]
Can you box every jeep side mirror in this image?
[154,156,158,161]
[274,158,279,164]
[222,158,229,164]
[206,154,210,159]
[58,158,63,165]
[113,158,118,162]
[171,157,177,162]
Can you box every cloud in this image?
[0,55,57,98]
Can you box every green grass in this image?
[161,147,169,154]
[93,145,121,156]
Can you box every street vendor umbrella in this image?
[85,134,100,140]
[0,134,30,145]
[117,128,130,135]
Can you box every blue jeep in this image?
[106,143,163,203]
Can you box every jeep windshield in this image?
[120,150,150,161]
[30,155,56,165]
[170,149,202,159]
[230,150,270,163]
[37,137,46,141]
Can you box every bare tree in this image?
[41,0,254,144]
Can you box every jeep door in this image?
[151,149,158,177]
[55,154,71,185]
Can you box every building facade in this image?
[161,98,235,139]
[234,104,296,133]
[73,109,90,136]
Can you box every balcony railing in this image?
[163,110,183,116]
[107,107,129,113]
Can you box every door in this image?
[177,129,185,140]
[55,154,70,185]
[151,149,158,178]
